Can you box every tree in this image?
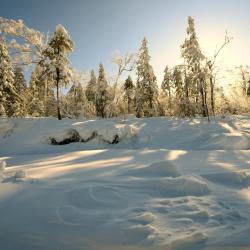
[123,75,134,113]
[161,66,173,114]
[28,66,45,116]
[0,37,18,117]
[181,16,208,118]
[95,63,110,118]
[110,51,135,103]
[13,65,28,116]
[85,70,97,104]
[67,70,86,118]
[207,34,232,115]
[45,24,74,120]
[0,17,47,66]
[13,66,26,93]
[136,37,158,117]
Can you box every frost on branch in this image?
[0,17,47,65]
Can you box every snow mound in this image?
[122,161,180,178]
[50,121,137,145]
[171,232,207,250]
[172,175,210,196]
[0,160,6,179]
[201,171,250,187]
[129,212,156,225]
[123,224,162,245]
[135,175,210,197]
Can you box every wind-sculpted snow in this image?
[1,116,250,249]
[1,116,250,154]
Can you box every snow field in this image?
[1,116,250,249]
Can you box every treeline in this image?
[1,16,250,120]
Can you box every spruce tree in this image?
[123,75,134,113]
[96,63,110,118]
[0,37,18,117]
[45,24,74,120]
[136,37,158,117]
[14,66,26,92]
[85,70,97,104]
[181,16,208,117]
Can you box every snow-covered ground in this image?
[1,115,250,250]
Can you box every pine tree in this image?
[95,63,110,118]
[85,70,97,104]
[0,37,18,117]
[136,37,158,117]
[45,24,74,120]
[123,75,134,114]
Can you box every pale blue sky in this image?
[1,0,250,83]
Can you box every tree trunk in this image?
[44,78,47,116]
[168,89,172,116]
[199,80,209,121]
[184,68,190,116]
[128,97,131,114]
[210,76,215,116]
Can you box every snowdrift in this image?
[1,115,250,153]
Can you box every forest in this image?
[1,16,249,121]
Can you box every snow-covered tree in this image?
[0,37,20,117]
[85,70,97,104]
[96,63,110,118]
[44,24,74,120]
[181,16,207,117]
[13,66,26,93]
[110,51,135,103]
[136,37,158,117]
[161,66,173,114]
[67,70,86,118]
[28,66,45,116]
[12,65,28,116]
[123,75,134,113]
[172,66,186,116]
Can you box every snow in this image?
[14,170,26,179]
[0,159,6,179]
[1,115,250,249]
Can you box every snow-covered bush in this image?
[50,128,80,145]
[49,121,137,145]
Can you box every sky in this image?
[1,0,250,85]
